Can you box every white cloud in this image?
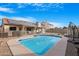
[0,15,37,22]
[17,3,29,8]
[0,14,37,22]
[49,21,63,28]
[0,15,8,19]
[11,17,37,22]
[30,3,64,8]
[0,7,14,13]
[0,3,64,12]
[16,3,64,10]
[30,3,44,7]
[17,4,26,8]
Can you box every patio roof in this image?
[3,18,36,27]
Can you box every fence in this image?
[0,31,26,38]
[0,32,8,38]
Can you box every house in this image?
[0,18,39,36]
[0,18,54,37]
[2,18,37,33]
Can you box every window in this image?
[9,27,16,31]
[19,27,22,31]
[27,28,31,31]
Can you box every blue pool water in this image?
[19,36,61,55]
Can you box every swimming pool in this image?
[19,36,61,55]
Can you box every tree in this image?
[63,26,67,29]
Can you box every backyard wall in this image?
[46,28,67,35]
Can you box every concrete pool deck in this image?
[7,35,68,56]
[44,36,68,56]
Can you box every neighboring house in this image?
[41,21,54,33]
[41,21,53,29]
[35,22,43,33]
[35,21,54,33]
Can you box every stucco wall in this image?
[3,25,23,32]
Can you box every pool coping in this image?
[7,34,68,56]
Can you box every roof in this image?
[3,18,36,27]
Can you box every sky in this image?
[0,3,79,27]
